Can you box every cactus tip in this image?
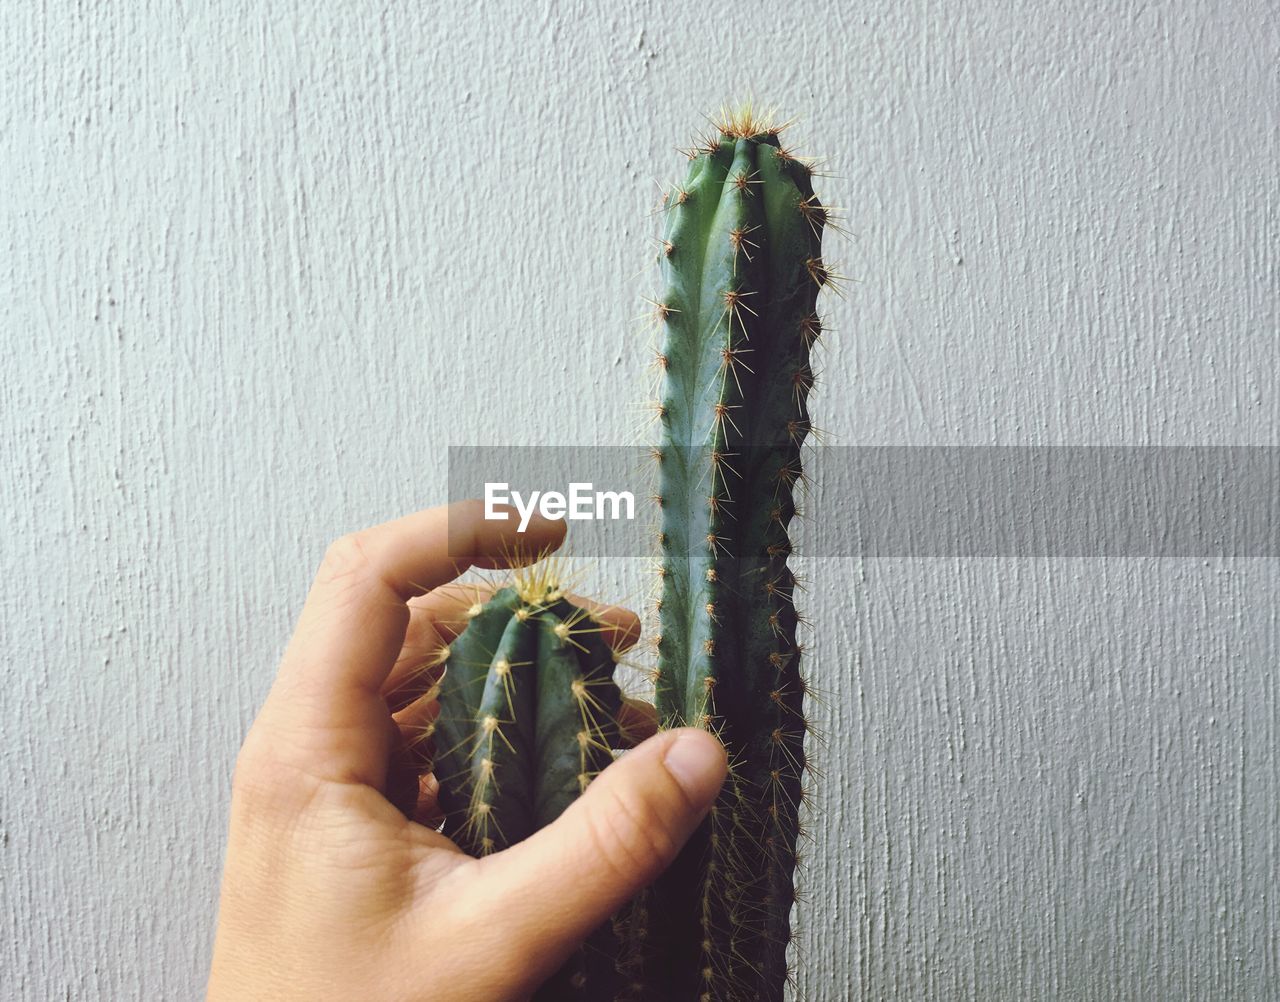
[711,101,790,141]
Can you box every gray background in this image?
[3,1,1277,998]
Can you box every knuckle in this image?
[230,728,306,815]
[585,782,681,882]
[229,735,276,801]
[318,531,375,588]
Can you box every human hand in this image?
[206,501,727,1001]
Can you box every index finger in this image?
[260,499,565,788]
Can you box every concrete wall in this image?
[3,1,1276,997]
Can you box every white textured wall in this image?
[3,2,1277,998]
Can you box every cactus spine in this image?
[623,107,827,1001]
[430,565,628,1000]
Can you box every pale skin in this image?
[207,501,728,1002]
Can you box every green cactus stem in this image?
[620,105,829,1002]
[430,563,629,1000]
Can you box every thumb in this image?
[469,728,726,965]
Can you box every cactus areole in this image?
[617,106,826,1001]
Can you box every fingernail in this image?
[662,729,728,810]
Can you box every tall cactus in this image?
[620,106,827,1001]
[430,564,629,1000]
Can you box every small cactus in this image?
[618,104,829,1002]
[430,563,628,999]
